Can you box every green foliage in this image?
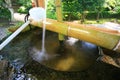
[0,7,10,19]
[62,0,81,20]
[47,0,56,19]
[0,1,11,20]
[62,0,120,21]
[93,0,105,12]
[86,11,120,19]
[17,0,32,13]
[47,11,56,19]
[115,6,120,12]
[63,12,81,20]
[104,0,116,10]
[1,0,120,21]
[114,0,120,12]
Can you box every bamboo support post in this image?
[37,0,45,8]
[31,0,45,7]
[55,0,65,41]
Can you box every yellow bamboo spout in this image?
[14,13,120,53]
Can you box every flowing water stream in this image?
[41,0,47,53]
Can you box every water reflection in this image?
[29,30,99,71]
[0,28,99,74]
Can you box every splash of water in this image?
[31,47,49,62]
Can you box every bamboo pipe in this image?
[55,0,65,41]
[0,21,30,50]
[31,0,45,8]
[37,0,45,8]
[14,13,120,53]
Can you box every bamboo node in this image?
[113,40,120,52]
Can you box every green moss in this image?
[8,21,35,32]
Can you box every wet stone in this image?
[0,60,9,80]
[0,28,7,41]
